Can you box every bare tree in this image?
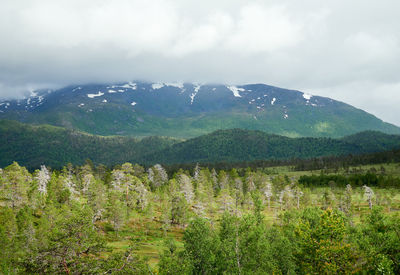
[293,186,303,209]
[36,165,50,195]
[344,184,353,214]
[134,182,149,211]
[178,174,194,204]
[111,169,124,191]
[279,185,294,210]
[263,183,273,210]
[193,163,200,181]
[148,164,168,189]
[363,185,375,209]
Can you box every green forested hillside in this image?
[2,120,400,169]
[145,128,400,164]
[0,120,179,169]
[341,130,400,152]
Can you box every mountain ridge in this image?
[0,81,399,138]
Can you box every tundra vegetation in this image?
[1,161,400,274]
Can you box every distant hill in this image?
[143,129,400,164]
[1,120,400,169]
[0,120,179,169]
[0,81,399,138]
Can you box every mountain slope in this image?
[1,120,400,169]
[143,128,400,164]
[0,120,179,169]
[0,82,399,138]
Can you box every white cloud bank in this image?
[0,0,400,125]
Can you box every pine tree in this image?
[1,162,32,209]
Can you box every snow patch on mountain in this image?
[227,86,245,97]
[165,82,184,89]
[303,93,312,100]
[152,83,165,90]
[190,85,201,105]
[108,82,137,90]
[120,82,137,89]
[108,88,127,93]
[87,92,104,98]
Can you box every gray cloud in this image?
[1,0,400,125]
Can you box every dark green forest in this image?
[2,120,400,170]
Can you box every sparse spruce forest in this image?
[1,160,400,274]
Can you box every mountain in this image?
[0,82,399,138]
[1,120,400,169]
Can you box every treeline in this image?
[164,148,400,175]
[293,148,400,171]
[1,161,400,273]
[299,172,400,188]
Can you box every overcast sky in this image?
[1,0,400,125]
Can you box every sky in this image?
[1,0,400,125]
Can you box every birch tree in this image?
[35,165,50,195]
[148,164,168,189]
[178,174,194,204]
[263,183,273,210]
[293,186,303,209]
[363,185,375,209]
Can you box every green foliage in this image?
[146,128,400,164]
[2,120,400,170]
[0,119,179,169]
[170,193,188,225]
[26,203,105,273]
[1,160,400,273]
[355,207,400,274]
[293,208,357,274]
[299,172,400,188]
